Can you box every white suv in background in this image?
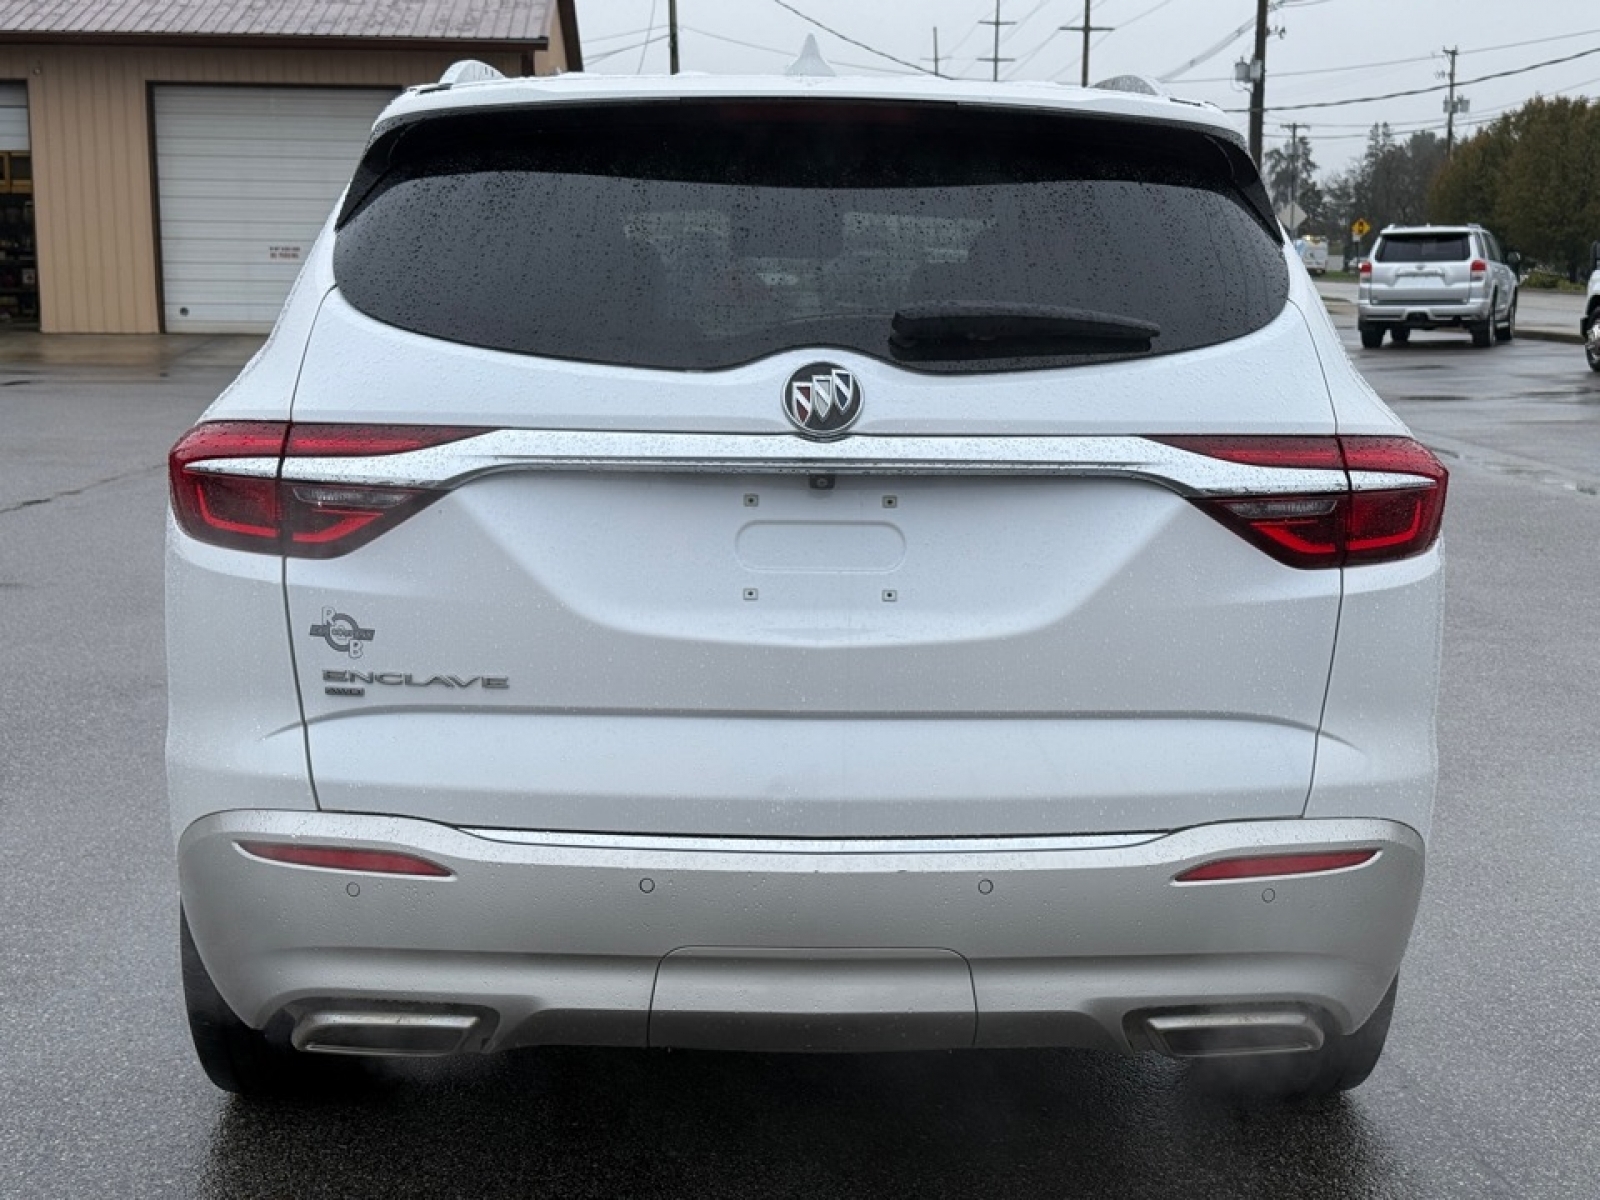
[1358,223,1519,348]
[167,65,1447,1102]
[1582,241,1600,371]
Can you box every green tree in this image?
[1494,96,1600,278]
[1264,135,1325,234]
[1326,125,1447,252]
[1431,96,1600,278]
[1428,111,1516,227]
[1322,169,1358,246]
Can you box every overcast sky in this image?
[574,0,1600,176]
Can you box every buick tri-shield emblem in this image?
[783,362,861,439]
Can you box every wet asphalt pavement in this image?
[1,326,1598,1199]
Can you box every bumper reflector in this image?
[1174,849,1377,883]
[237,841,453,878]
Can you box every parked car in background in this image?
[1582,241,1600,372]
[1358,223,1518,349]
[1294,235,1328,275]
[167,63,1448,1104]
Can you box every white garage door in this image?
[0,83,28,151]
[154,86,395,334]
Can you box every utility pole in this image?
[1441,46,1468,156]
[1248,0,1269,166]
[978,0,1015,82]
[668,0,680,74]
[1062,0,1114,88]
[1281,122,1305,230]
[924,27,941,78]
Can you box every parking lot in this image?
[2,321,1598,1198]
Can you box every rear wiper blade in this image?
[890,303,1160,359]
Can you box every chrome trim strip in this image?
[458,828,1162,854]
[1348,470,1433,492]
[187,433,1375,498]
[188,456,279,479]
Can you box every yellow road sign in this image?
[1352,218,1371,239]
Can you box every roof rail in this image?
[439,60,505,87]
[1091,75,1172,100]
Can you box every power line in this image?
[1105,0,1187,38]
[1186,28,1600,86]
[637,0,660,72]
[1187,52,1436,85]
[583,25,660,45]
[1462,28,1600,56]
[1265,76,1600,144]
[1225,41,1600,113]
[1030,0,1184,83]
[999,0,1054,44]
[941,0,995,61]
[1158,12,1256,82]
[588,34,668,65]
[1158,0,1325,83]
[1264,101,1522,144]
[1005,28,1063,77]
[679,23,910,74]
[765,0,935,74]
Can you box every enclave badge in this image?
[783,362,861,440]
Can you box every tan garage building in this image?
[0,0,582,334]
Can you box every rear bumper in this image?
[1358,299,1492,328]
[179,811,1424,1055]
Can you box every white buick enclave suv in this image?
[167,64,1446,1100]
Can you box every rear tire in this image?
[181,908,360,1097]
[1585,311,1600,372]
[1359,324,1385,350]
[1496,295,1516,343]
[1187,977,1398,1102]
[1471,300,1495,348]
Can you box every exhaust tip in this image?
[291,1009,481,1057]
[1141,1009,1325,1059]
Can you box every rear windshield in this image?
[1376,234,1472,263]
[334,100,1287,373]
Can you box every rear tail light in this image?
[169,422,483,557]
[1174,849,1377,883]
[1358,260,1372,276]
[1470,258,1488,281]
[1152,435,1447,569]
[238,841,453,877]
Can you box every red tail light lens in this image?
[1469,258,1487,277]
[1152,435,1447,569]
[1339,436,1449,565]
[238,841,453,877]
[169,422,483,557]
[1175,849,1377,883]
[1358,260,1372,276]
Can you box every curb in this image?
[1515,328,1582,346]
[1317,298,1581,345]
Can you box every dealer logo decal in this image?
[310,608,375,658]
